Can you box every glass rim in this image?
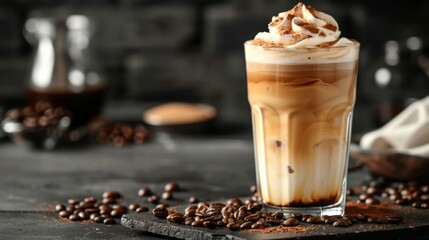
[244,39,360,51]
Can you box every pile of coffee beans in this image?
[349,181,429,209]
[152,197,403,230]
[91,123,150,147]
[4,101,72,129]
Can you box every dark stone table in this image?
[0,127,426,239]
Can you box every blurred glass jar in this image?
[24,15,106,128]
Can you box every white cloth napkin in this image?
[360,96,429,157]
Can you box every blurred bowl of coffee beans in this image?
[1,101,72,149]
[349,144,429,182]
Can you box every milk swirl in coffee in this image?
[245,3,359,213]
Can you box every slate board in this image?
[121,201,429,240]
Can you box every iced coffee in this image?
[245,3,359,215]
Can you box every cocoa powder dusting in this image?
[245,225,315,234]
[346,201,398,218]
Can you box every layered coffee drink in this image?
[245,3,359,215]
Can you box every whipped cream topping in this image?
[252,2,354,48]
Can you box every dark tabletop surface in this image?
[0,112,423,240]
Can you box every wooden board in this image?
[121,201,429,240]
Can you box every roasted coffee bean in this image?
[421,185,429,193]
[306,216,322,224]
[138,187,151,197]
[324,216,340,224]
[290,213,303,221]
[244,213,260,222]
[203,221,217,229]
[365,197,380,205]
[385,187,398,195]
[66,206,75,212]
[185,209,197,217]
[191,220,204,227]
[346,188,354,196]
[156,203,169,208]
[90,213,100,220]
[250,185,257,193]
[59,210,71,218]
[102,191,122,199]
[240,221,253,229]
[99,208,112,215]
[366,186,382,195]
[185,217,195,225]
[271,212,283,219]
[387,215,403,223]
[217,220,226,227]
[79,201,94,209]
[248,203,262,213]
[282,218,300,226]
[76,211,89,220]
[169,213,186,223]
[356,214,368,222]
[412,201,422,208]
[83,197,97,203]
[162,191,173,200]
[136,206,149,213]
[69,214,80,221]
[55,204,66,212]
[152,206,168,219]
[420,202,428,209]
[148,195,160,204]
[333,220,351,227]
[359,193,372,201]
[189,197,199,203]
[104,218,116,225]
[68,199,79,205]
[165,182,180,192]
[343,214,358,223]
[227,223,241,230]
[84,208,99,214]
[395,199,409,206]
[113,204,127,212]
[129,203,139,211]
[93,216,105,223]
[102,197,117,204]
[110,209,125,218]
[266,217,282,225]
[251,222,265,229]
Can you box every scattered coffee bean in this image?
[102,197,117,204]
[138,187,151,197]
[365,197,380,205]
[191,220,204,227]
[189,197,199,203]
[153,206,168,219]
[77,211,89,220]
[250,185,257,194]
[128,203,139,211]
[93,216,105,223]
[162,191,173,200]
[102,191,122,199]
[136,206,149,213]
[103,218,116,225]
[110,209,125,218]
[165,182,180,192]
[68,199,79,205]
[282,218,300,227]
[148,195,160,204]
[266,217,282,225]
[55,204,66,212]
[333,220,351,227]
[69,214,80,221]
[59,210,71,218]
[203,221,216,229]
[306,216,322,224]
[90,213,100,220]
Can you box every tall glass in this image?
[245,42,359,216]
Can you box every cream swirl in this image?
[253,2,354,48]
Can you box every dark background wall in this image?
[0,0,428,133]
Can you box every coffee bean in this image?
[185,217,195,225]
[138,187,151,197]
[367,217,382,223]
[68,199,79,205]
[84,208,99,214]
[217,220,226,227]
[168,213,186,223]
[189,197,199,203]
[203,221,216,229]
[69,214,80,221]
[93,216,105,223]
[99,208,111,215]
[251,222,265,229]
[365,197,380,205]
[59,210,71,218]
[165,182,180,192]
[244,213,260,222]
[240,221,253,229]
[366,186,382,195]
[250,185,257,193]
[333,220,351,227]
[191,220,204,227]
[306,216,322,224]
[412,201,422,208]
[420,185,429,193]
[55,204,66,212]
[271,212,283,219]
[227,222,240,230]
[346,189,355,196]
[387,215,403,223]
[356,214,368,222]
[129,203,139,211]
[79,201,94,209]
[282,218,300,226]
[110,209,124,218]
[102,197,117,204]
[90,213,100,220]
[102,191,122,199]
[343,214,358,223]
[152,206,168,219]
[421,202,428,209]
[421,194,429,201]
[104,218,116,225]
[266,217,282,225]
[83,197,97,203]
[136,206,149,213]
[290,213,303,221]
[148,195,160,204]
[359,193,372,201]
[162,191,173,200]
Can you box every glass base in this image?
[262,197,346,217]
